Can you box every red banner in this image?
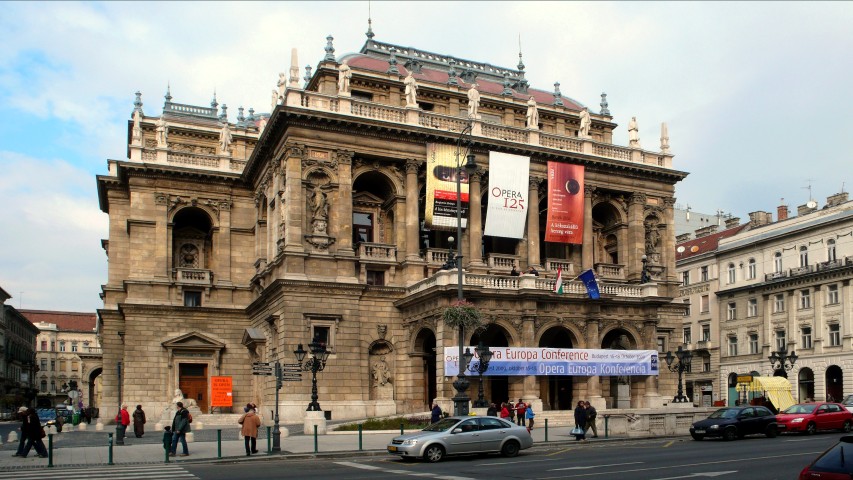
[545,162,584,244]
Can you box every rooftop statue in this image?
[156,117,168,148]
[404,72,418,107]
[467,84,480,118]
[131,110,142,145]
[579,107,591,138]
[218,122,232,155]
[628,116,641,148]
[526,96,539,129]
[338,64,352,94]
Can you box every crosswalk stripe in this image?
[0,465,197,480]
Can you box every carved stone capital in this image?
[336,150,354,166]
[663,196,677,208]
[584,184,596,197]
[629,192,647,205]
[529,176,544,190]
[286,143,305,159]
[405,158,420,174]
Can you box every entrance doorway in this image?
[414,329,437,409]
[826,365,843,402]
[178,363,208,413]
[471,325,512,406]
[538,326,575,410]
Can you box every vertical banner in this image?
[425,143,469,230]
[484,151,529,239]
[545,162,584,243]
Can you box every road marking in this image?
[0,465,197,480]
[546,447,576,456]
[480,458,557,466]
[335,461,475,480]
[549,462,643,471]
[662,440,675,448]
[649,472,737,480]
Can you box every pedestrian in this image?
[239,403,262,456]
[162,426,172,455]
[500,402,511,420]
[13,406,28,457]
[116,405,130,442]
[584,401,598,438]
[170,401,191,457]
[507,400,516,423]
[430,401,442,424]
[515,399,527,426]
[527,266,539,276]
[486,403,497,417]
[510,266,520,276]
[573,401,587,441]
[20,408,48,458]
[132,405,146,438]
[525,402,535,430]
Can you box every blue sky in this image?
[1,1,851,312]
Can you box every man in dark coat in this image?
[430,402,442,424]
[20,408,48,458]
[13,406,28,456]
[170,402,191,456]
[573,401,587,441]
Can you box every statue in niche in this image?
[218,122,233,155]
[179,244,199,268]
[132,110,143,144]
[467,84,480,118]
[156,116,168,148]
[526,96,539,129]
[579,107,591,138]
[309,184,329,221]
[372,356,391,387]
[404,72,418,107]
[338,64,352,94]
[594,229,607,264]
[644,218,661,256]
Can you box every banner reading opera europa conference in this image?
[444,347,659,377]
[544,162,585,244]
[484,151,529,239]
[425,143,469,230]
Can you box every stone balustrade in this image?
[595,263,626,281]
[545,258,574,274]
[357,242,397,262]
[173,268,213,286]
[426,248,453,266]
[487,253,517,271]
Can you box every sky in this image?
[0,1,850,312]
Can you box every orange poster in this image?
[210,376,233,407]
[544,162,584,244]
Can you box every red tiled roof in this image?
[19,309,97,332]
[676,225,749,261]
[343,54,584,110]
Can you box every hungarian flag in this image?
[553,266,564,294]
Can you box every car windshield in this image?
[842,395,853,406]
[783,404,817,414]
[423,418,459,432]
[812,440,853,473]
[708,408,740,419]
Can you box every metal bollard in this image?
[165,443,170,463]
[604,415,610,439]
[48,434,54,468]
[313,425,318,454]
[358,424,363,451]
[217,429,222,459]
[400,422,404,435]
[267,426,272,454]
[108,433,114,465]
[544,418,549,442]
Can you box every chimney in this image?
[777,200,789,221]
[797,203,817,216]
[724,217,741,229]
[827,192,849,207]
[748,211,772,227]
[676,233,692,243]
[694,225,719,238]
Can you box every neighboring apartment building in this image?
[96,32,688,421]
[0,287,40,412]
[20,310,102,408]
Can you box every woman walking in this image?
[132,405,146,438]
[573,401,587,442]
[239,403,262,456]
[20,408,48,458]
[524,402,535,430]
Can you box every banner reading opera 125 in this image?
[425,143,469,230]
[545,162,584,244]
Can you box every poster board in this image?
[210,376,233,407]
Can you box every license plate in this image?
[388,446,398,452]
[693,429,705,433]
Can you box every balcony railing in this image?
[487,253,518,271]
[595,263,625,281]
[789,265,813,276]
[357,242,397,263]
[765,271,789,281]
[173,268,213,286]
[426,248,453,267]
[544,259,574,274]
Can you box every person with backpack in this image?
[169,401,191,457]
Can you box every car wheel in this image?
[722,427,738,441]
[424,444,445,463]
[765,425,778,438]
[690,433,704,441]
[501,440,520,458]
[843,421,852,433]
[806,422,817,435]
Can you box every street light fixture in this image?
[293,341,330,411]
[768,349,798,378]
[472,342,493,408]
[451,121,478,417]
[640,254,650,283]
[664,345,693,403]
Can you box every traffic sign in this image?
[252,362,271,366]
[252,372,273,376]
[253,368,273,372]
[281,363,302,368]
[280,374,302,378]
[281,368,302,373]
[281,378,302,382]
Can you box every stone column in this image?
[468,167,484,267]
[521,314,542,413]
[582,185,595,270]
[662,197,677,285]
[628,193,646,281]
[284,145,305,253]
[814,285,825,354]
[526,177,542,269]
[586,319,603,404]
[217,201,232,284]
[154,194,169,279]
[644,320,662,408]
[336,151,354,255]
[405,159,421,261]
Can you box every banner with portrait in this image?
[544,162,584,244]
[425,143,469,230]
[484,151,529,239]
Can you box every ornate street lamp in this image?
[451,121,478,417]
[640,254,651,283]
[664,345,693,403]
[768,349,798,378]
[472,342,493,407]
[294,341,330,411]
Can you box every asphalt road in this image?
[184,433,847,480]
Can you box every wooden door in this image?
[178,364,208,413]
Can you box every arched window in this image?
[774,252,783,273]
[747,258,756,280]
[727,263,736,284]
[799,246,808,267]
[827,239,837,262]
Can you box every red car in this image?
[777,402,853,435]
[799,435,853,479]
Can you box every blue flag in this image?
[578,269,601,299]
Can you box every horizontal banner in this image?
[443,347,659,377]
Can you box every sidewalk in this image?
[0,424,621,470]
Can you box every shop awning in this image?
[739,376,796,411]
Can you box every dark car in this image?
[798,435,853,479]
[689,406,778,441]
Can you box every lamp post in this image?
[664,345,693,403]
[451,121,478,417]
[293,341,330,411]
[768,349,798,378]
[640,254,650,283]
[472,342,493,408]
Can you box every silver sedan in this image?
[387,416,534,462]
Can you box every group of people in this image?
[490,399,536,430]
[509,266,539,276]
[12,407,48,458]
[572,400,598,441]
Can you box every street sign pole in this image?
[272,361,282,453]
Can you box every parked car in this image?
[798,435,853,479]
[387,416,533,462]
[689,406,778,441]
[840,395,853,414]
[777,402,853,435]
